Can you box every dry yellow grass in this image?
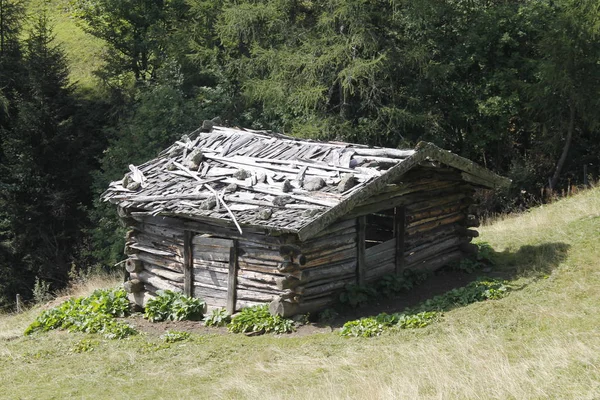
[1,187,599,399]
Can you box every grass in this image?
[26,0,105,96]
[1,187,600,399]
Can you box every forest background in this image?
[0,0,598,307]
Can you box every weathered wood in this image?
[357,216,366,285]
[125,258,143,273]
[405,236,465,266]
[144,263,184,283]
[128,291,156,308]
[364,262,396,282]
[137,270,183,293]
[227,242,238,314]
[183,231,193,297]
[301,277,355,298]
[275,276,302,290]
[124,279,144,293]
[269,296,335,317]
[405,250,463,274]
[237,289,277,303]
[395,207,405,275]
[303,247,356,268]
[193,268,228,287]
[406,213,465,235]
[302,233,356,254]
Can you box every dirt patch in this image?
[121,268,484,337]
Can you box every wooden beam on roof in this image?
[296,143,509,241]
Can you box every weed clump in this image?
[144,290,206,322]
[228,305,295,334]
[24,288,136,339]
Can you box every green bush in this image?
[204,308,231,327]
[228,305,295,334]
[340,312,438,337]
[24,288,136,339]
[144,290,206,322]
[451,242,497,273]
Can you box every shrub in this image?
[24,288,136,339]
[143,290,206,322]
[340,312,438,337]
[204,308,231,327]
[228,305,295,334]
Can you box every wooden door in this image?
[190,235,237,312]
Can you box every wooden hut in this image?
[102,125,509,317]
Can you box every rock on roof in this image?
[102,125,509,240]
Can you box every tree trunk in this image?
[550,104,576,190]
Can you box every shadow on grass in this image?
[317,241,570,328]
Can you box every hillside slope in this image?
[1,187,599,399]
[26,0,104,94]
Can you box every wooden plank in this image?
[357,216,366,285]
[192,236,234,247]
[227,241,238,314]
[193,268,228,287]
[395,206,405,274]
[194,251,230,262]
[184,231,193,297]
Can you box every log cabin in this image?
[102,125,510,317]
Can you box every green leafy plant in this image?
[340,279,510,337]
[24,288,136,339]
[160,330,191,343]
[204,308,231,327]
[228,305,295,335]
[451,242,497,273]
[339,284,377,308]
[143,290,206,322]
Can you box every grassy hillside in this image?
[26,0,105,94]
[1,187,599,399]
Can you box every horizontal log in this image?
[136,270,183,293]
[192,236,234,247]
[301,277,355,299]
[304,242,356,260]
[132,221,184,240]
[405,236,465,265]
[405,250,463,274]
[144,263,185,283]
[137,252,183,272]
[406,202,464,224]
[405,224,458,249]
[269,296,335,317]
[405,193,468,213]
[303,247,356,269]
[237,289,277,303]
[300,259,357,282]
[202,295,227,309]
[275,276,302,290]
[406,213,465,235]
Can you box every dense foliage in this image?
[143,290,206,322]
[24,288,137,339]
[228,304,295,334]
[0,0,599,306]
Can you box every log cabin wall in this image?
[123,213,297,312]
